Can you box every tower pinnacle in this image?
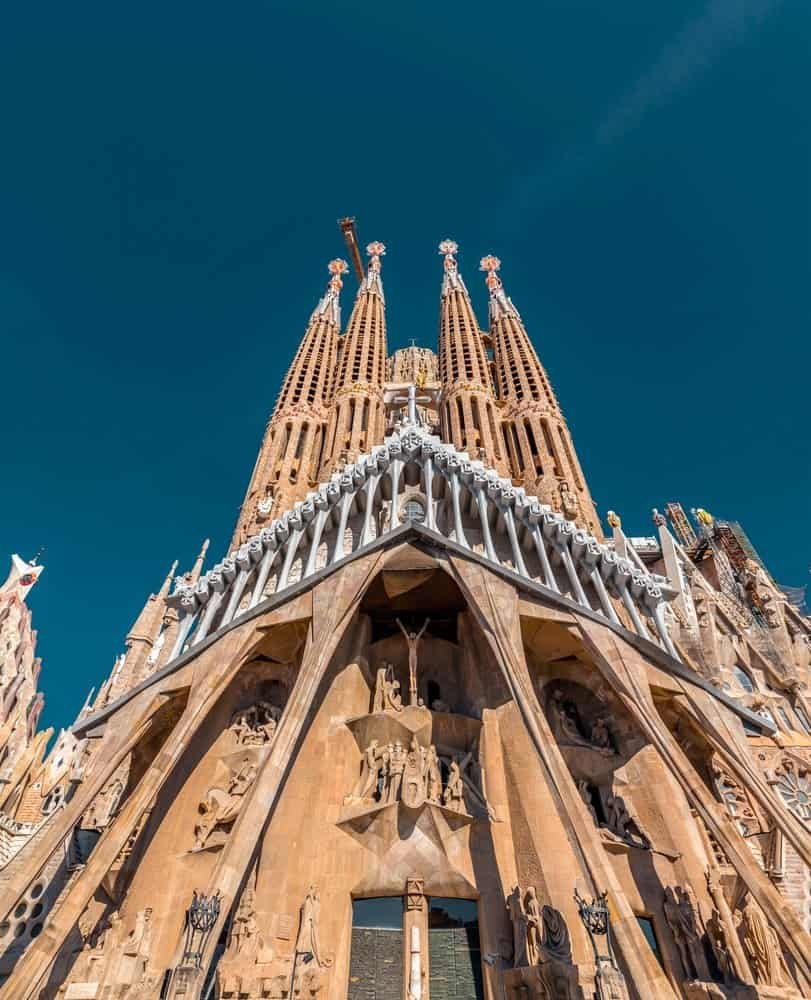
[437,241,507,472]
[233,260,345,545]
[318,241,389,476]
[483,254,602,535]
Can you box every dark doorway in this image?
[428,897,483,1000]
[348,897,403,1000]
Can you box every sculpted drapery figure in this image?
[193,758,257,851]
[231,701,281,746]
[507,887,572,968]
[442,759,465,813]
[372,661,402,713]
[739,896,786,987]
[507,887,530,967]
[396,617,430,706]
[295,885,331,969]
[603,792,650,849]
[662,886,708,981]
[524,886,543,966]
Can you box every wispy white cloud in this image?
[596,0,782,145]
[499,0,783,223]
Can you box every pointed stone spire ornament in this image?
[438,238,465,294]
[480,253,520,321]
[312,258,348,325]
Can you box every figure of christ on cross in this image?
[396,617,430,707]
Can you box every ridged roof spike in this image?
[189,538,210,583]
[312,258,348,326]
[480,254,520,322]
[360,241,386,298]
[438,238,468,296]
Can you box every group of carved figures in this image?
[507,886,572,968]
[193,758,258,852]
[217,883,332,999]
[232,701,281,746]
[663,882,792,989]
[576,781,650,850]
[549,690,614,754]
[349,736,467,813]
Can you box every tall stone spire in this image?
[437,241,508,473]
[319,242,388,477]
[233,260,347,545]
[0,555,45,785]
[480,254,602,536]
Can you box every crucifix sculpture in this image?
[396,617,430,707]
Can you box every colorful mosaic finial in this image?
[366,242,386,273]
[438,239,459,272]
[479,254,503,292]
[327,258,349,292]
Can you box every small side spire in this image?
[189,539,210,584]
[312,258,348,326]
[479,254,520,322]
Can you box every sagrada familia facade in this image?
[0,239,809,1000]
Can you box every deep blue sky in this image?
[2,1,808,732]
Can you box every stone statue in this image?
[442,759,465,813]
[663,887,704,980]
[541,904,572,962]
[603,793,650,849]
[739,896,786,987]
[549,691,592,749]
[425,745,442,804]
[193,759,257,851]
[705,909,732,984]
[524,887,542,966]
[386,741,407,803]
[396,617,430,707]
[372,662,402,713]
[507,887,529,967]
[228,887,259,956]
[294,885,331,970]
[351,739,385,801]
[231,702,281,746]
[589,716,613,752]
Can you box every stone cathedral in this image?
[0,239,810,1000]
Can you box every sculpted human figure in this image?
[387,742,406,802]
[603,792,650,849]
[396,618,430,706]
[549,691,591,748]
[663,887,698,979]
[443,759,465,813]
[295,885,331,969]
[739,896,786,987]
[506,887,529,967]
[373,661,402,713]
[229,887,259,956]
[425,746,442,804]
[524,887,542,966]
[541,904,572,962]
[589,716,612,751]
[193,759,257,850]
[352,739,385,801]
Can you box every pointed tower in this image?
[480,254,602,537]
[437,241,508,473]
[319,242,388,477]
[233,260,348,546]
[0,555,45,781]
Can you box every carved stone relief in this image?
[193,758,258,852]
[345,736,471,815]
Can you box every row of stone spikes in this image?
[165,423,677,662]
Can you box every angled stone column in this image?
[446,554,677,1000]
[575,616,811,988]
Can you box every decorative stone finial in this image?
[479,254,502,290]
[439,239,459,271]
[606,511,622,529]
[652,508,666,527]
[693,507,714,527]
[366,241,386,273]
[327,258,349,292]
